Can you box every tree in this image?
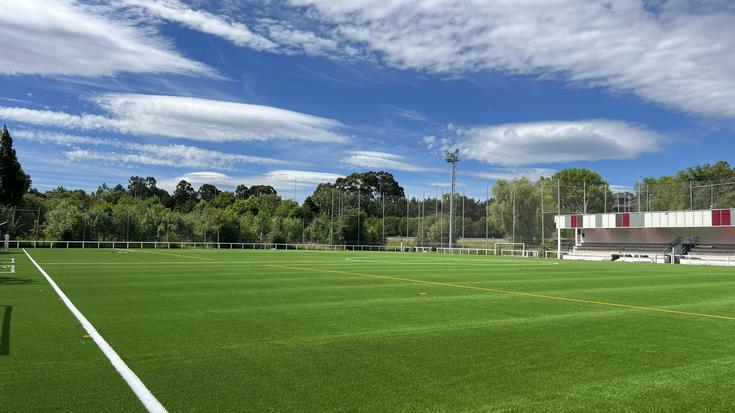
[212,191,236,209]
[235,184,252,199]
[490,178,540,243]
[551,168,611,214]
[0,126,31,206]
[334,171,404,199]
[198,184,218,202]
[249,185,277,196]
[172,180,197,212]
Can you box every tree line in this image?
[2,125,735,246]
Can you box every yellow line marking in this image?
[266,264,735,322]
[135,249,216,261]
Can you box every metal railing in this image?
[5,240,547,258]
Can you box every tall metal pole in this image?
[461,187,465,248]
[449,165,455,248]
[541,181,545,251]
[638,175,642,212]
[440,192,444,248]
[604,184,607,213]
[381,189,385,243]
[330,187,335,245]
[406,195,410,239]
[689,181,693,210]
[485,186,490,251]
[445,149,459,249]
[420,194,425,247]
[557,178,562,257]
[357,186,361,245]
[583,180,587,214]
[557,179,561,216]
[512,183,516,243]
[435,187,439,247]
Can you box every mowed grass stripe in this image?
[22,249,168,413]
[12,249,735,411]
[267,263,735,321]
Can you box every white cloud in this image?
[122,0,277,51]
[158,170,342,193]
[262,20,340,56]
[466,168,558,181]
[0,0,212,77]
[610,185,634,193]
[441,120,661,166]
[15,129,288,169]
[342,150,440,172]
[120,0,339,56]
[0,94,349,143]
[286,0,735,118]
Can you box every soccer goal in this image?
[494,242,525,256]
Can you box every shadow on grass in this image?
[0,275,38,286]
[0,305,11,355]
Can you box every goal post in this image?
[494,242,525,256]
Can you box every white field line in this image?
[22,249,167,413]
[36,258,557,266]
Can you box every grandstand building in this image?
[555,208,735,266]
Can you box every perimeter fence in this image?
[4,178,735,252]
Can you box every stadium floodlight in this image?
[445,149,459,249]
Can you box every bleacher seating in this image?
[689,244,735,257]
[575,242,670,255]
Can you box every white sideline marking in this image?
[22,249,167,413]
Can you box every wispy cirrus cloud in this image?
[426,120,662,166]
[0,0,213,77]
[282,0,735,119]
[466,168,558,182]
[1,94,349,143]
[157,170,342,194]
[15,129,289,170]
[120,0,339,56]
[121,0,277,51]
[342,150,441,172]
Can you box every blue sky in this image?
[1,0,734,200]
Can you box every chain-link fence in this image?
[6,178,735,250]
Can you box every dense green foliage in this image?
[3,125,735,245]
[5,249,735,411]
[7,171,496,245]
[0,126,31,206]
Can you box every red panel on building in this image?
[711,210,731,226]
[571,215,577,228]
[622,213,630,227]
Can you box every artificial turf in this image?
[2,248,735,412]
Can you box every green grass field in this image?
[3,248,735,412]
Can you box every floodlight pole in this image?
[445,149,459,249]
